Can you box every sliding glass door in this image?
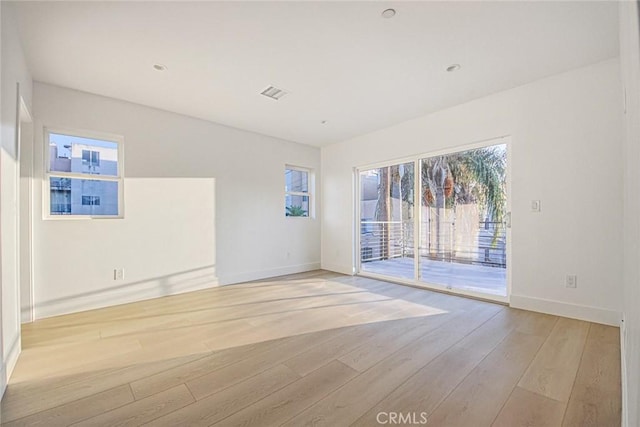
[359,162,415,280]
[418,144,507,297]
[357,140,509,301]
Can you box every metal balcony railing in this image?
[360,219,506,268]
[51,204,72,214]
[360,221,410,262]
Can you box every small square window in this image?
[285,166,312,217]
[82,150,100,167]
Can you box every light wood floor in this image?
[0,270,621,426]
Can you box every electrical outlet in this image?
[531,200,541,212]
[114,268,124,280]
[566,274,577,288]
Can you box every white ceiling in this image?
[14,1,619,147]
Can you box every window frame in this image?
[285,165,314,219]
[43,127,125,220]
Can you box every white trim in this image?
[284,164,311,173]
[354,166,362,276]
[19,98,33,123]
[13,84,22,345]
[18,93,35,323]
[321,263,356,276]
[219,262,322,285]
[351,166,357,274]
[414,158,421,282]
[1,333,21,397]
[0,365,5,400]
[1,85,27,397]
[5,336,20,384]
[43,126,125,220]
[505,139,513,301]
[509,294,621,326]
[621,315,628,427]
[35,266,218,320]
[359,271,509,304]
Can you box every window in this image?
[82,150,100,167]
[82,196,101,206]
[285,166,312,217]
[45,129,123,218]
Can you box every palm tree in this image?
[374,166,391,259]
[422,146,506,257]
[286,205,307,217]
[374,163,414,259]
[423,156,449,258]
[371,147,504,262]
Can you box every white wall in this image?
[619,2,640,426]
[31,83,320,319]
[1,1,32,396]
[321,59,623,326]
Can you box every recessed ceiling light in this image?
[153,64,167,71]
[446,64,461,72]
[381,8,396,19]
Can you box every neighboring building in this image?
[49,142,118,215]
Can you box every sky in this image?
[49,132,118,158]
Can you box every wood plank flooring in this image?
[0,270,621,426]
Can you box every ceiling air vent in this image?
[260,85,288,100]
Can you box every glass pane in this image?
[285,194,309,217]
[419,144,507,296]
[49,132,118,177]
[50,177,118,216]
[359,162,414,280]
[285,168,308,193]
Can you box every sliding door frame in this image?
[355,136,511,304]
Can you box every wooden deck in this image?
[362,257,507,296]
[1,270,620,426]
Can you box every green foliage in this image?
[286,205,307,217]
[422,145,507,244]
[422,145,506,220]
[458,146,507,224]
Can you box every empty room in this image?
[1,1,639,426]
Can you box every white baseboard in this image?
[35,266,218,320]
[510,294,621,326]
[34,263,323,319]
[0,364,5,402]
[218,262,321,285]
[5,337,20,384]
[320,263,355,276]
[1,334,21,401]
[621,315,628,427]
